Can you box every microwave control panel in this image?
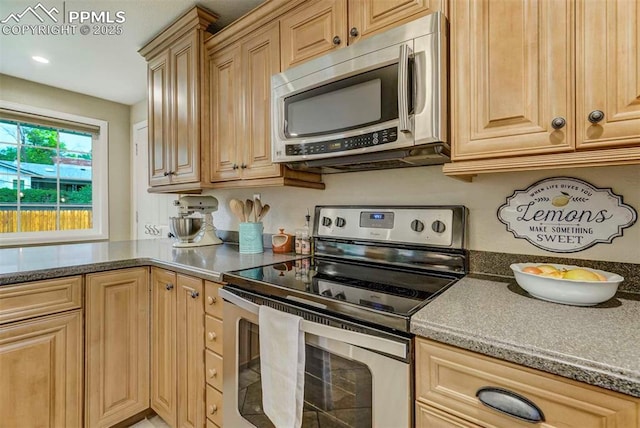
[285,127,398,156]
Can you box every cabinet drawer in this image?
[416,339,640,428]
[206,384,223,427]
[0,276,82,324]
[416,402,480,428]
[204,281,223,318]
[205,349,223,391]
[205,315,223,355]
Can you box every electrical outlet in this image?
[253,193,261,201]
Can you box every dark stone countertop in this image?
[0,238,301,285]
[411,275,640,398]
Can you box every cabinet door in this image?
[241,22,283,180]
[348,0,446,43]
[148,52,171,186]
[576,0,640,149]
[451,0,574,160]
[0,311,83,428]
[171,32,201,183]
[280,0,348,70]
[176,274,205,428]
[150,267,177,426]
[209,44,243,182]
[86,268,150,428]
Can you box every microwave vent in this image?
[285,144,450,174]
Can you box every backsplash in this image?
[200,164,639,265]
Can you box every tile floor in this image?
[129,415,171,428]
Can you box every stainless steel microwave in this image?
[271,12,448,172]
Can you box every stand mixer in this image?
[170,196,223,248]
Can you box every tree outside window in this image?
[0,120,94,233]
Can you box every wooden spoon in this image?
[229,199,245,222]
[254,198,263,223]
[257,204,270,222]
[245,199,254,223]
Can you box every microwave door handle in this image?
[398,44,412,133]
[219,288,407,360]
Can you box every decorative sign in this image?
[498,177,637,253]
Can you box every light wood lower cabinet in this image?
[85,268,150,428]
[415,338,640,428]
[151,267,205,428]
[204,280,224,427]
[0,310,83,428]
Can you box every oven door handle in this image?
[219,288,408,360]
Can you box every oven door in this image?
[220,288,411,428]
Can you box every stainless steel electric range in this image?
[220,205,467,428]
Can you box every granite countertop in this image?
[0,238,301,286]
[411,276,640,398]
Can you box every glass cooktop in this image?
[224,257,457,332]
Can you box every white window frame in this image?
[0,100,109,246]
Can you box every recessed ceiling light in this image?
[32,56,49,64]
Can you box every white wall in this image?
[201,164,640,264]
[0,74,132,241]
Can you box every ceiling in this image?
[0,0,265,105]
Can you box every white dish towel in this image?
[259,305,306,428]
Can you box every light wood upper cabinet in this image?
[450,0,573,160]
[280,0,446,70]
[0,311,83,428]
[415,338,640,428]
[207,21,324,189]
[85,268,150,428]
[140,6,218,193]
[576,0,640,149]
[445,0,640,180]
[280,0,348,70]
[150,268,205,428]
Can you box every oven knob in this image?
[410,219,425,232]
[335,217,346,228]
[321,289,332,297]
[431,220,446,234]
[335,291,346,300]
[322,216,332,227]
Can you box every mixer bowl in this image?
[169,217,203,243]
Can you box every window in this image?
[0,101,108,246]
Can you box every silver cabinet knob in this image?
[191,290,199,299]
[332,36,341,45]
[551,117,566,130]
[232,163,239,170]
[240,163,247,169]
[588,110,605,124]
[165,283,174,291]
[349,27,359,37]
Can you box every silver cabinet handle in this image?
[476,387,544,423]
[551,117,566,130]
[332,36,341,45]
[398,44,413,133]
[588,110,605,124]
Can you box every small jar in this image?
[295,229,303,254]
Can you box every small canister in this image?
[271,228,294,253]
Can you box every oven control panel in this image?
[314,206,466,249]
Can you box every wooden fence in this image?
[0,210,92,233]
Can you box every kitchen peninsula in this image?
[1,239,639,427]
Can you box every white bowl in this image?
[510,263,624,306]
